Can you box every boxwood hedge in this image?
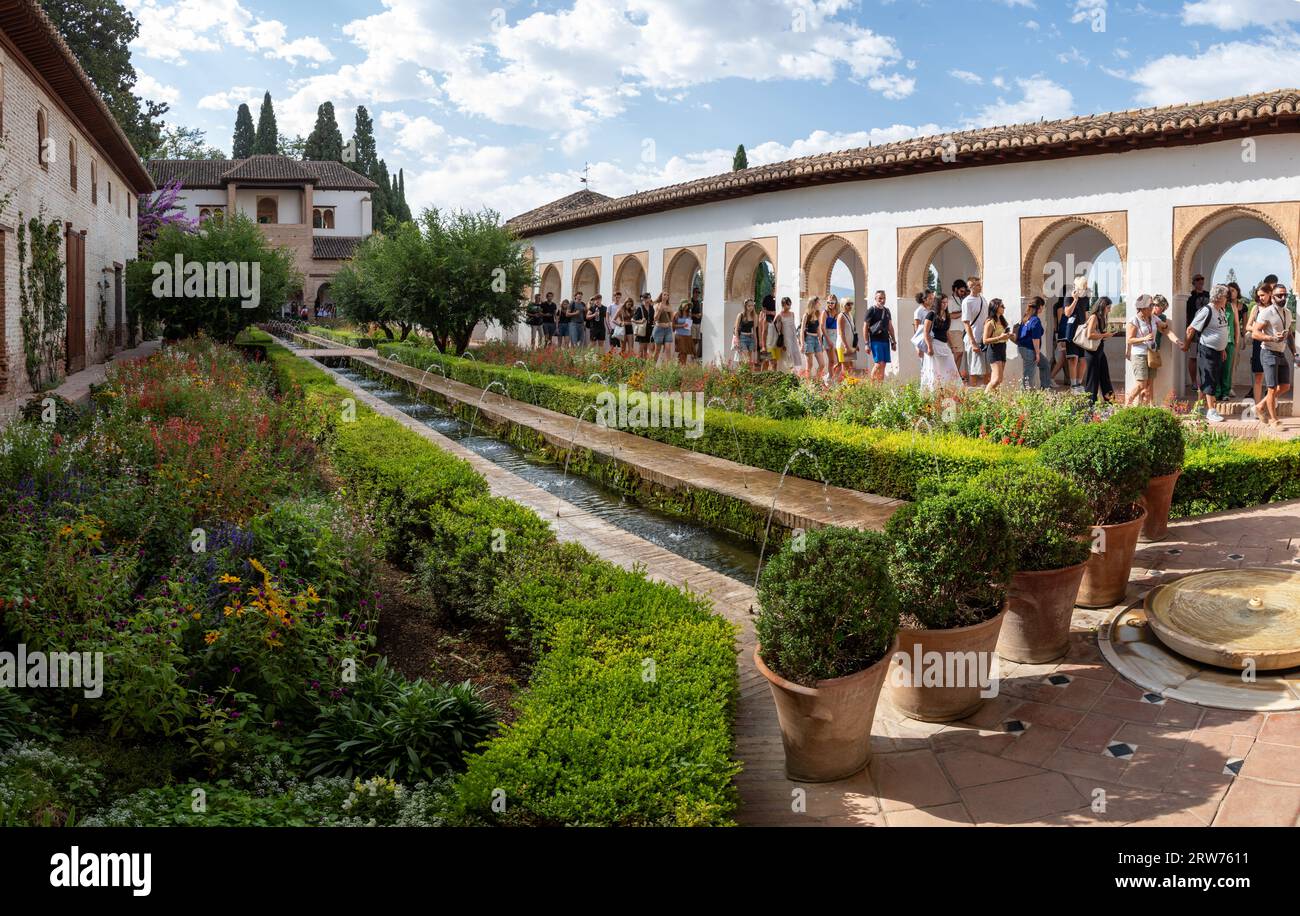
[264,341,740,826]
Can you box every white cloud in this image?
[1024,19,1040,30]
[967,77,1074,126]
[1056,47,1090,66]
[1125,32,1300,106]
[285,0,912,140]
[950,69,984,85]
[1070,0,1107,24]
[196,86,260,111]
[378,111,449,154]
[1181,0,1300,30]
[134,70,180,105]
[124,0,332,66]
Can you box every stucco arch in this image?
[572,257,601,300]
[663,245,706,304]
[538,262,562,300]
[722,239,777,342]
[1173,203,1299,296]
[800,231,867,303]
[613,251,648,299]
[896,223,983,299]
[1020,211,1128,303]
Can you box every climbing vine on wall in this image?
[17,209,67,391]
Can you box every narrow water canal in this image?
[327,361,761,584]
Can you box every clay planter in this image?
[754,637,897,782]
[884,607,1007,723]
[1139,470,1181,542]
[999,562,1088,664]
[1075,508,1147,609]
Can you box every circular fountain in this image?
[1099,567,1300,711]
[1144,568,1300,671]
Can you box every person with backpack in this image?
[960,277,990,387]
[864,289,895,381]
[1182,283,1231,422]
[1015,297,1051,388]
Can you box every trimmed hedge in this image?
[376,343,1300,518]
[264,341,740,826]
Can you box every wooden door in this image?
[64,227,85,373]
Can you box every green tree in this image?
[148,124,225,160]
[732,144,748,170]
[373,158,393,225]
[349,106,378,175]
[127,213,301,342]
[397,170,412,222]
[332,233,415,340]
[40,0,166,157]
[304,102,344,161]
[277,134,307,158]
[232,103,256,158]
[253,92,278,155]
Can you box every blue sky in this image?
[129,0,1297,285]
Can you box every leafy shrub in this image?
[1109,407,1186,478]
[304,659,497,783]
[1037,422,1153,524]
[249,497,379,615]
[0,741,103,826]
[887,489,1015,629]
[414,493,555,635]
[754,527,899,684]
[923,464,1092,573]
[0,689,46,751]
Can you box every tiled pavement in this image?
[311,346,1300,827]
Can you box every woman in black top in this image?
[556,299,571,348]
[1082,297,1119,404]
[586,296,606,347]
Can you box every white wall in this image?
[236,188,303,225]
[312,190,370,236]
[520,134,1300,398]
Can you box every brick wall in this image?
[0,40,141,399]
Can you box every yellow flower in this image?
[218,573,241,584]
[192,612,202,620]
[204,630,221,645]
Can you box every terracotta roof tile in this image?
[313,236,366,259]
[146,156,379,191]
[507,89,1300,237]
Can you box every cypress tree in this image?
[304,101,344,161]
[350,106,378,176]
[732,144,748,170]
[397,169,411,221]
[232,103,256,158]
[373,158,392,225]
[252,91,278,155]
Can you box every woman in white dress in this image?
[920,292,960,391]
[774,297,800,372]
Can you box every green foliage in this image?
[303,659,497,783]
[732,143,748,170]
[127,213,301,342]
[17,209,67,392]
[1038,421,1153,524]
[754,527,899,685]
[887,489,1015,629]
[304,101,344,162]
[1108,406,1186,478]
[455,546,739,826]
[253,91,278,155]
[414,493,556,635]
[0,741,103,826]
[232,103,256,159]
[924,464,1092,572]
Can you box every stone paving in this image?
[306,344,1300,827]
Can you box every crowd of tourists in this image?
[522,272,1295,424]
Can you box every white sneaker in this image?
[1205,409,1224,423]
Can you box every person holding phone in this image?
[1083,296,1119,404]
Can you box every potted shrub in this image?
[1109,407,1186,542]
[883,488,1015,722]
[1038,422,1153,608]
[753,527,900,782]
[943,465,1093,663]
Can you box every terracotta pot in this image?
[883,607,1006,723]
[754,637,897,782]
[999,562,1088,664]
[1075,508,1147,609]
[1139,470,1181,542]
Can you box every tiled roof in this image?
[146,156,379,191]
[505,189,611,231]
[2,0,154,192]
[507,89,1300,237]
[313,236,366,259]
